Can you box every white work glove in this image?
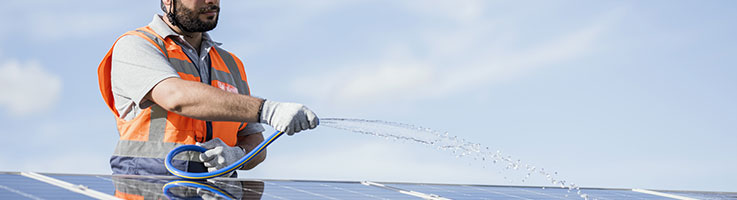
[197,138,246,174]
[260,100,319,135]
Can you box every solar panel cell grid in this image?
[660,190,737,200]
[381,183,668,200]
[0,174,95,200]
[47,174,116,195]
[2,172,737,200]
[46,173,418,199]
[582,189,665,200]
[261,181,419,200]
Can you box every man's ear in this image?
[161,0,172,12]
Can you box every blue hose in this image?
[165,130,284,179]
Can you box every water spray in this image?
[164,118,590,199]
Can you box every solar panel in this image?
[1,171,735,200]
[0,173,95,200]
[46,174,418,200]
[260,180,416,199]
[380,182,661,200]
[650,190,737,200]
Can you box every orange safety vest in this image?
[98,26,251,175]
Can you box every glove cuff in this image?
[257,99,267,123]
[259,100,279,125]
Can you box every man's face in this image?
[172,0,220,32]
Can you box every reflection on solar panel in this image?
[1,172,735,200]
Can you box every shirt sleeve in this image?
[111,34,179,120]
[238,123,265,136]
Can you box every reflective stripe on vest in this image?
[98,26,250,162]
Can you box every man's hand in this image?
[260,100,319,135]
[197,138,246,173]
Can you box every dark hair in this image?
[160,1,166,12]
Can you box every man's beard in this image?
[173,0,219,33]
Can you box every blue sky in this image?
[1,0,736,193]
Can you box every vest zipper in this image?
[205,121,213,141]
[204,63,213,142]
[176,38,214,142]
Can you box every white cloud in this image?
[13,152,111,174]
[435,22,606,95]
[337,64,433,101]
[27,12,130,41]
[0,111,117,173]
[0,60,62,116]
[287,3,628,108]
[400,0,485,23]
[3,2,149,42]
[228,1,365,55]
[296,50,436,104]
[294,22,606,105]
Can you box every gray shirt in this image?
[111,15,263,135]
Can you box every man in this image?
[97,0,319,176]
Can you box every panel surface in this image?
[381,183,667,200]
[46,173,418,199]
[0,173,95,200]
[47,174,116,195]
[260,181,419,200]
[661,190,737,200]
[3,172,737,200]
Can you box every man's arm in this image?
[146,76,319,136]
[146,77,263,122]
[236,133,266,170]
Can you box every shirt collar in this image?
[147,14,223,48]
